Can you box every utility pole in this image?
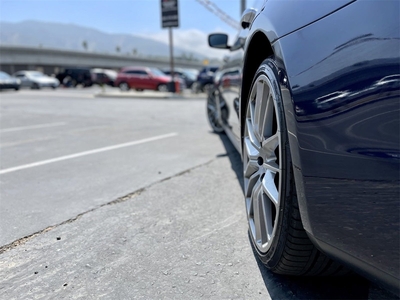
[241,0,246,14]
[161,0,179,93]
[168,27,174,87]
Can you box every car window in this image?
[125,70,147,75]
[0,72,10,79]
[150,68,166,77]
[29,72,45,77]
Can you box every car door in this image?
[140,70,154,89]
[219,60,243,144]
[125,70,142,89]
[15,73,30,87]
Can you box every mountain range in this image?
[0,20,213,61]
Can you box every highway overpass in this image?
[0,45,209,75]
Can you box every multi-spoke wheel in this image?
[157,84,168,92]
[243,58,348,276]
[244,66,281,254]
[206,89,224,133]
[119,82,130,91]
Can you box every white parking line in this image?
[1,122,67,133]
[0,132,178,175]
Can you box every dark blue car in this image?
[192,66,218,93]
[208,0,399,295]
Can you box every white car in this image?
[13,71,60,89]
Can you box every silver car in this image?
[13,71,59,89]
[0,71,21,90]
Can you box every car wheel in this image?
[203,83,213,94]
[31,82,40,90]
[191,82,200,94]
[243,58,346,276]
[119,82,130,91]
[157,84,168,92]
[206,90,224,133]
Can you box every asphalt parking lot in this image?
[0,87,397,299]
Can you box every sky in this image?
[0,0,254,58]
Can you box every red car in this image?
[115,66,172,92]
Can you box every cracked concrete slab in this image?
[1,154,394,300]
[0,156,274,299]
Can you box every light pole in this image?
[241,0,246,14]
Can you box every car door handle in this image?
[241,8,257,29]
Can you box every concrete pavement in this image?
[94,88,207,100]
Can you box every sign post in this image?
[161,0,179,93]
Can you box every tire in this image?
[119,82,130,91]
[62,76,72,87]
[206,89,224,133]
[191,82,200,94]
[31,82,40,90]
[157,84,168,92]
[202,83,213,94]
[243,58,346,276]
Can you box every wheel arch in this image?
[240,31,274,143]
[240,30,313,239]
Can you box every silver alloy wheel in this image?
[158,84,168,92]
[119,82,129,91]
[244,73,282,253]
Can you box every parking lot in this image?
[0,87,396,299]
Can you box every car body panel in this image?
[193,66,218,93]
[0,71,21,90]
[211,0,399,293]
[218,53,243,143]
[56,68,92,87]
[251,0,355,43]
[162,69,195,88]
[115,67,172,91]
[272,0,400,291]
[13,71,59,88]
[91,68,117,86]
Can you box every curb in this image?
[94,91,206,100]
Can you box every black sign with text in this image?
[161,0,179,28]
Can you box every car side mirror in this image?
[208,33,230,49]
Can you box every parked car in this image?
[162,68,196,88]
[208,0,399,295]
[115,66,177,92]
[56,67,93,87]
[91,68,117,87]
[192,66,218,93]
[0,71,21,91]
[13,71,59,89]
